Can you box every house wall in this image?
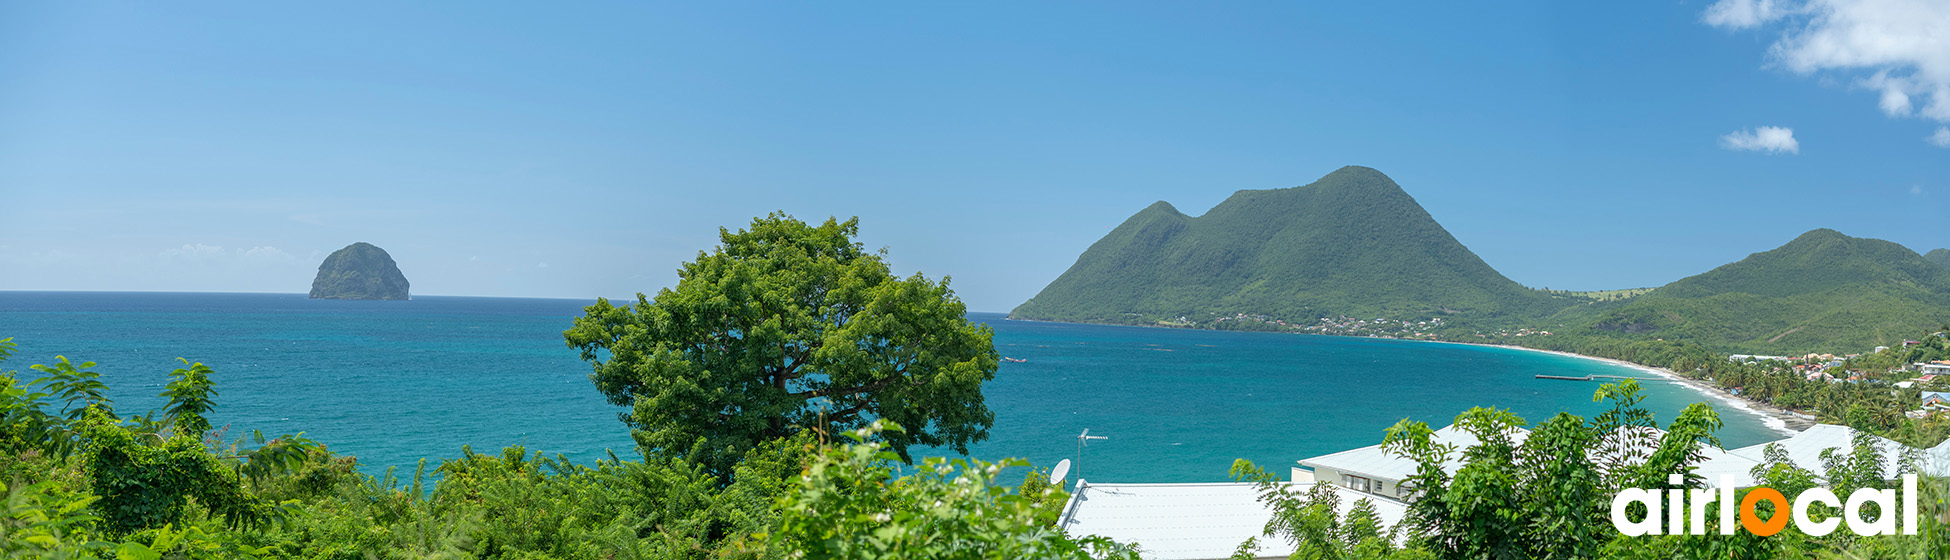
[1303,464,1407,501]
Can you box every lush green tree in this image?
[159,359,217,440]
[755,420,1138,560]
[1379,381,1722,559]
[1226,460,1425,560]
[565,213,999,476]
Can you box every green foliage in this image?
[308,241,410,300]
[79,408,267,535]
[1009,166,1578,325]
[759,420,1139,560]
[1,480,113,559]
[1227,460,1423,560]
[565,213,999,476]
[160,359,217,440]
[1,343,83,458]
[117,523,271,560]
[1376,381,1724,559]
[29,356,114,421]
[1014,467,1069,528]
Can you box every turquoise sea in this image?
[0,292,1780,483]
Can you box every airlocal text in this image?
[1610,474,1918,537]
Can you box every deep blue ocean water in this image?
[0,292,1779,482]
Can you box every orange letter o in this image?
[1740,487,1790,536]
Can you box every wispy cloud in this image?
[159,244,299,265]
[1930,126,1950,148]
[1703,0,1786,27]
[1703,0,1950,145]
[1721,126,1801,154]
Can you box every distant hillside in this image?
[1010,166,1570,325]
[1563,229,1950,353]
[1926,248,1950,269]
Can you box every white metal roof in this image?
[1057,481,1407,560]
[1690,446,1762,488]
[1928,438,1950,477]
[1297,424,1531,482]
[1724,424,1910,480]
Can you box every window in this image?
[1341,474,1371,493]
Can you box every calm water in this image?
[0,292,1778,482]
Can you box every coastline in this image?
[993,315,1815,435]
[1410,340,1814,435]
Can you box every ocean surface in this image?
[0,292,1780,483]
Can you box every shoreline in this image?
[995,315,1815,435]
[1441,341,1815,435]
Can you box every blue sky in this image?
[2,1,1945,311]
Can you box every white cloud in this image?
[1703,0,1786,28]
[1930,126,1950,147]
[240,246,296,262]
[160,244,299,265]
[160,243,229,261]
[1704,0,1950,142]
[1721,126,1802,153]
[1913,184,1927,195]
[537,262,550,268]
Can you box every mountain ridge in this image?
[1014,167,1950,355]
[1010,166,1567,325]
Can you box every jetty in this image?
[1534,374,1644,382]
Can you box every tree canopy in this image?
[564,213,999,475]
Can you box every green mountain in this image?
[1010,166,1568,325]
[1565,229,1950,353]
[309,242,411,300]
[1925,248,1950,269]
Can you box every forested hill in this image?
[1009,166,1571,325]
[1563,229,1950,354]
[1926,248,1950,269]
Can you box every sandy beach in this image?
[1464,342,1816,434]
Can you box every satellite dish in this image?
[1049,459,1071,485]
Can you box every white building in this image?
[1294,424,1530,501]
[1676,424,1910,488]
[1059,423,1933,559]
[1058,481,1406,560]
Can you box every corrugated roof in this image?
[1724,424,1909,480]
[1691,446,1762,488]
[1297,424,1531,482]
[1928,438,1950,477]
[1057,481,1407,560]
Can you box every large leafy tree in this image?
[565,213,999,475]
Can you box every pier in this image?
[1534,374,1643,382]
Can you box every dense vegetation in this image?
[1925,248,1950,270]
[308,242,411,300]
[0,338,1128,559]
[1231,380,1950,559]
[1547,229,1950,354]
[565,214,998,477]
[1008,166,1576,326]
